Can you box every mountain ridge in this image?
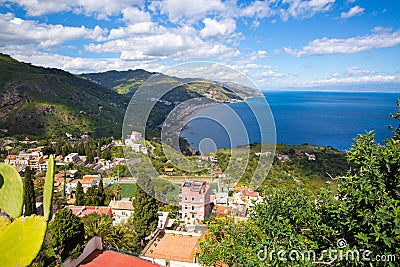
[0,54,253,139]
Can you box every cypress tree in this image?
[23,167,37,216]
[98,179,104,195]
[75,181,85,206]
[132,175,158,250]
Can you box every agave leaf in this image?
[0,164,23,218]
[0,215,47,267]
[43,155,55,222]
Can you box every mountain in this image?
[80,69,258,102]
[0,54,128,138]
[81,69,154,95]
[0,54,258,139]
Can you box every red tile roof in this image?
[66,206,113,218]
[244,189,259,198]
[80,250,161,267]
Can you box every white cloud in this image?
[108,22,164,39]
[279,0,336,21]
[340,5,364,19]
[152,0,226,24]
[86,27,239,62]
[239,1,275,19]
[332,66,375,77]
[284,27,400,56]
[250,50,267,61]
[0,0,139,19]
[0,13,106,48]
[307,75,400,85]
[200,18,236,38]
[121,6,151,24]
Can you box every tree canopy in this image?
[49,208,85,261]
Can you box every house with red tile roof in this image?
[232,187,262,210]
[64,236,161,267]
[66,206,112,218]
[141,230,202,267]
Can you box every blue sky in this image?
[0,0,399,90]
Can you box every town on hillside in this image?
[1,131,270,266]
[1,127,398,266]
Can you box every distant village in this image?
[1,131,318,267]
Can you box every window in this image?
[185,205,188,209]
[184,197,188,201]
[191,206,195,210]
[191,197,195,202]
[122,211,126,216]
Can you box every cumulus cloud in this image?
[0,0,139,19]
[239,1,275,19]
[340,5,365,19]
[279,0,335,21]
[121,6,151,24]
[200,18,236,38]
[86,27,238,62]
[151,0,226,24]
[108,22,164,39]
[0,13,106,47]
[284,27,400,56]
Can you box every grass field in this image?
[119,183,137,198]
[116,181,219,200]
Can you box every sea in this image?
[180,91,400,152]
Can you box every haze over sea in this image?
[181,91,400,152]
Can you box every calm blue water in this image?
[181,91,400,151]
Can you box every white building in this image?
[125,131,143,146]
[108,199,134,225]
[65,153,80,164]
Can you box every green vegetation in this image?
[215,144,350,193]
[103,183,122,205]
[119,183,137,198]
[23,167,37,216]
[49,209,85,261]
[75,181,84,206]
[82,213,135,251]
[0,53,127,138]
[84,185,103,206]
[132,176,158,252]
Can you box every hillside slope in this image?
[81,69,258,102]
[0,54,128,138]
